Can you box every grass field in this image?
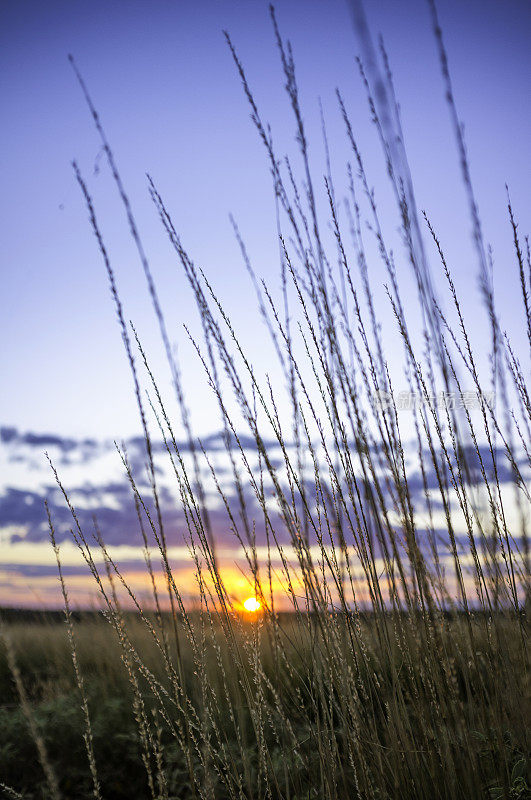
[0,610,528,799]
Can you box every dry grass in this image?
[0,612,528,799]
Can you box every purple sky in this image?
[1,0,530,606]
[2,0,530,440]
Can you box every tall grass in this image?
[1,4,529,799]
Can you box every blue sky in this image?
[1,0,530,606]
[2,0,530,439]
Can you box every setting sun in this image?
[243,596,261,613]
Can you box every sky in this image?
[1,0,530,607]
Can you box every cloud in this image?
[1,426,98,452]
[1,425,527,561]
[0,479,275,552]
[0,425,528,610]
[0,426,288,549]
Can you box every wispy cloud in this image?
[0,425,527,607]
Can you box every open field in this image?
[0,610,528,799]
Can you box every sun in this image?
[243,596,261,613]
